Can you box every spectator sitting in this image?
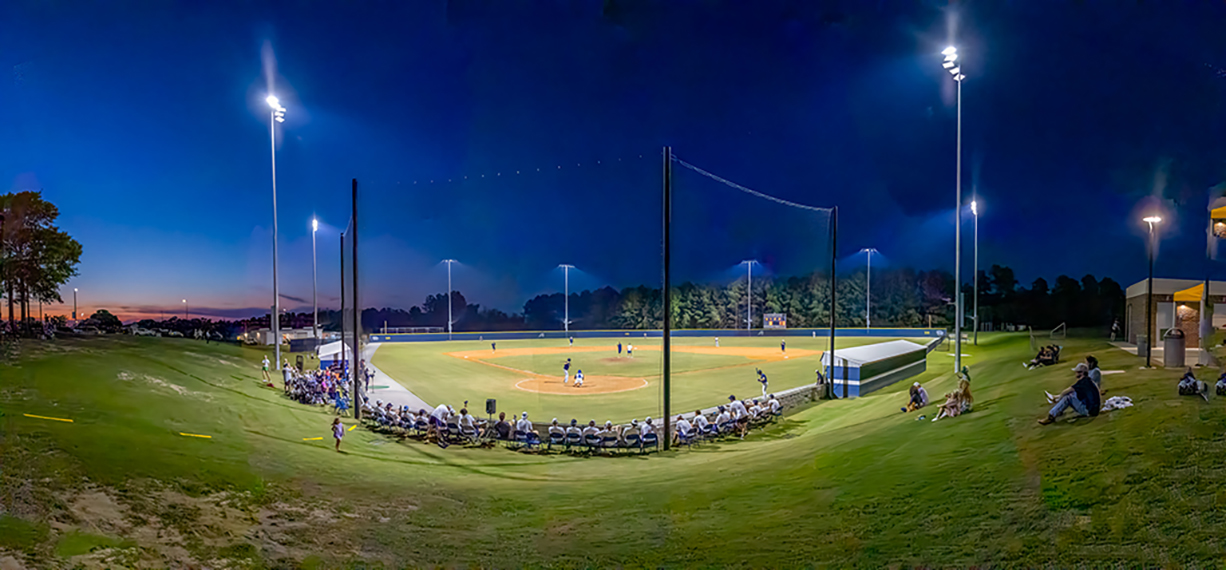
[581,420,600,441]
[1178,367,1208,400]
[490,412,512,440]
[458,408,480,439]
[902,382,930,413]
[641,417,657,443]
[1038,362,1101,425]
[1085,355,1102,391]
[692,409,711,433]
[1025,346,1052,370]
[714,406,732,431]
[565,419,582,441]
[516,412,539,440]
[673,414,693,445]
[548,418,565,442]
[932,377,974,422]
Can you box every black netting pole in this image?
[662,146,672,451]
[351,179,362,420]
[827,206,837,399]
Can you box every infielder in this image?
[756,368,769,397]
[715,337,719,348]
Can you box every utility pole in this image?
[827,207,838,399]
[662,146,673,451]
[351,179,362,420]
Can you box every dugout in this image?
[316,341,353,369]
[820,340,927,398]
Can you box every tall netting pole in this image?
[828,206,838,399]
[662,146,672,451]
[351,179,362,421]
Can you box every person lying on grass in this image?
[1038,362,1101,425]
[932,376,974,422]
[1177,367,1209,400]
[902,382,930,413]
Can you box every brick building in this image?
[1124,278,1226,348]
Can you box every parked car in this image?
[133,328,157,337]
[74,326,101,336]
[167,330,184,338]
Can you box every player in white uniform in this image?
[715,337,719,348]
[627,344,633,357]
[574,369,584,387]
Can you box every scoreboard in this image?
[763,313,787,329]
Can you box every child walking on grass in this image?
[332,418,344,452]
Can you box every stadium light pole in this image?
[182,299,188,320]
[971,199,980,345]
[559,264,575,333]
[312,217,319,340]
[266,94,287,368]
[941,45,966,373]
[740,260,758,329]
[860,248,878,329]
[443,259,457,339]
[73,288,78,321]
[1143,215,1162,368]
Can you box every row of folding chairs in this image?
[537,430,662,454]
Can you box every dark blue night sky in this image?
[2,1,1225,321]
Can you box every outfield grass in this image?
[370,336,899,422]
[3,333,1226,567]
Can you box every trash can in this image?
[1164,328,1186,368]
[1136,335,1148,358]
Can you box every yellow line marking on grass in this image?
[347,424,356,431]
[23,413,73,423]
[179,432,212,439]
[303,437,324,441]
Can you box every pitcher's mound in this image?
[515,375,649,395]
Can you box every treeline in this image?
[310,264,1125,333]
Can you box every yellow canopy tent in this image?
[1174,283,1205,303]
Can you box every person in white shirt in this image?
[715,337,719,348]
[641,417,657,440]
[692,410,711,434]
[262,356,272,383]
[767,395,782,415]
[548,418,565,443]
[714,406,731,431]
[581,420,600,441]
[673,414,693,445]
[748,400,763,419]
[458,408,479,438]
[598,421,619,450]
[728,396,749,438]
[428,403,451,438]
[621,419,640,446]
[574,369,585,388]
[516,412,538,439]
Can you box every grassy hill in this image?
[1,333,1224,568]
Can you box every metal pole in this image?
[748,262,752,330]
[866,250,871,330]
[73,289,77,321]
[312,223,318,340]
[1146,224,1155,368]
[270,110,281,373]
[662,145,672,450]
[827,207,838,399]
[954,75,963,373]
[447,261,453,339]
[564,266,569,334]
[973,203,979,345]
[340,233,346,386]
[351,179,361,420]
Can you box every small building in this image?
[820,340,928,398]
[1124,279,1226,348]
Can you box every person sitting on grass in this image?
[1178,367,1209,400]
[1038,362,1101,425]
[902,382,930,413]
[932,375,974,422]
[673,414,693,445]
[1025,346,1052,370]
[1085,355,1102,391]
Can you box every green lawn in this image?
[2,332,1225,567]
[370,336,898,422]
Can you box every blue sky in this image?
[2,1,1225,321]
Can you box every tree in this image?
[89,310,122,332]
[1,191,82,332]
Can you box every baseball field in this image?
[369,335,900,422]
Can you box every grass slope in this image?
[1,334,1224,568]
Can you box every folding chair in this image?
[583,433,601,454]
[641,432,659,453]
[565,431,582,452]
[676,428,694,448]
[717,421,733,438]
[622,432,641,452]
[413,418,429,438]
[701,423,717,442]
[600,434,620,455]
[446,422,461,443]
[548,430,566,451]
[460,425,480,444]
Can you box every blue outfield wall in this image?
[367,328,946,343]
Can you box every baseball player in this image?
[780,340,786,353]
[715,337,720,348]
[491,342,496,352]
[617,342,623,355]
[756,368,769,397]
[569,336,574,347]
[627,344,634,357]
[563,358,571,383]
[574,369,585,387]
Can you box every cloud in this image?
[279,293,309,303]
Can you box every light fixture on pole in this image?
[941,45,966,373]
[971,199,980,345]
[182,299,188,320]
[312,217,319,340]
[73,288,78,321]
[559,264,575,333]
[739,260,759,329]
[443,259,458,340]
[266,94,286,367]
[1143,215,1162,368]
[860,248,879,329]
